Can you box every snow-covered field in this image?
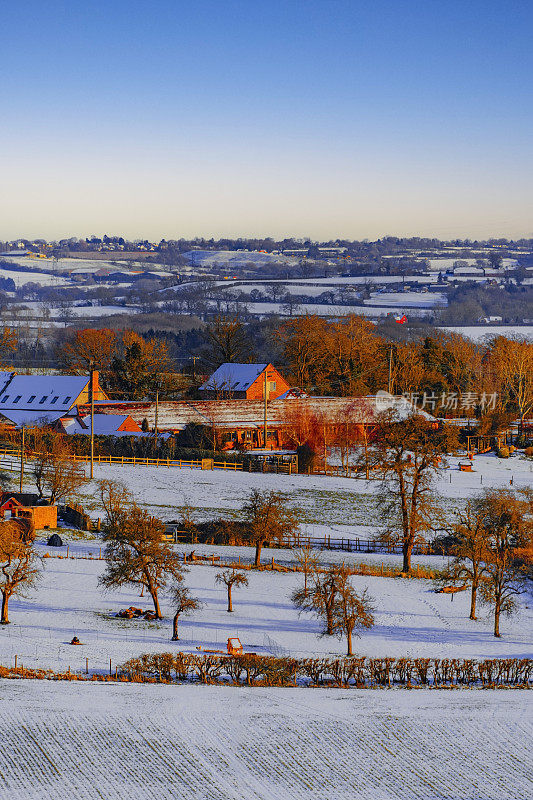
[366,291,447,308]
[209,300,430,318]
[74,452,533,540]
[3,545,531,675]
[441,325,533,342]
[2,452,531,799]
[0,680,530,800]
[1,451,529,675]
[0,266,71,288]
[16,302,137,319]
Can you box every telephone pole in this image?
[154,385,159,452]
[89,365,95,479]
[19,426,25,493]
[388,347,393,394]
[263,369,268,448]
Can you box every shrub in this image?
[498,447,510,458]
[525,446,533,458]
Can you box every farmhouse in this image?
[0,372,108,427]
[199,363,290,400]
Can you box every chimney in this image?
[89,370,99,402]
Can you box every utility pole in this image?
[19,426,25,493]
[191,355,199,384]
[89,365,95,480]
[388,347,393,395]
[263,369,268,449]
[154,385,159,452]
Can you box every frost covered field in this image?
[1,453,531,800]
[3,546,532,675]
[2,450,532,674]
[0,681,530,800]
[75,451,533,540]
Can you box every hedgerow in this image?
[117,653,532,688]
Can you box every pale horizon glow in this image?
[1,1,532,242]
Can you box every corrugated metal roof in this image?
[199,363,268,392]
[77,396,433,431]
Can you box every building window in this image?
[269,381,277,391]
[28,395,36,403]
[51,396,59,404]
[13,395,21,403]
[63,396,72,404]
[1,396,8,403]
[39,396,48,404]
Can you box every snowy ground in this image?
[366,291,447,308]
[71,452,533,541]
[441,325,533,342]
[2,534,531,675]
[0,680,530,800]
[0,266,71,288]
[2,453,531,799]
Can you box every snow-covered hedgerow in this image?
[118,652,532,688]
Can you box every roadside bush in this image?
[497,447,510,458]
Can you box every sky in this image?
[1,0,532,242]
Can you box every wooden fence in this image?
[0,448,246,472]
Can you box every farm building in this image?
[56,413,142,437]
[0,371,108,427]
[199,363,290,400]
[0,493,57,530]
[77,395,433,450]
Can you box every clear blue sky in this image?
[1,0,532,240]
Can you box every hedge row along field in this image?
[119,653,532,688]
[1,656,530,688]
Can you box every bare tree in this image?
[294,544,320,595]
[476,489,532,637]
[369,411,458,573]
[443,500,490,620]
[292,565,339,636]
[98,480,133,529]
[293,564,374,654]
[215,568,249,612]
[170,574,201,640]
[33,435,86,504]
[99,504,184,619]
[242,489,298,567]
[202,314,251,367]
[329,569,374,656]
[0,521,40,624]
